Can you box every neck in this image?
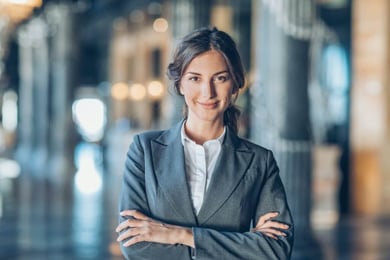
[184,120,224,145]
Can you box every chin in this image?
[196,112,223,122]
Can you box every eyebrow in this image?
[184,70,229,76]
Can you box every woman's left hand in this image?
[116,210,194,247]
[251,212,289,240]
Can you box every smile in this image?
[198,101,219,109]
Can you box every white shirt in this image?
[181,123,226,215]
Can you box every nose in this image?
[200,80,215,98]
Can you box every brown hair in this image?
[166,27,245,134]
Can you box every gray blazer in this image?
[119,121,294,259]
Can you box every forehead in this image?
[184,50,228,73]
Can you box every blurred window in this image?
[322,44,349,124]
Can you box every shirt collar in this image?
[180,121,226,146]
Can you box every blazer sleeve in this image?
[118,135,191,260]
[192,151,294,260]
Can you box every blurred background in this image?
[0,0,389,259]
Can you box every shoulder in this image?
[136,129,166,140]
[233,135,278,165]
[239,137,269,152]
[133,129,168,145]
[232,134,272,156]
[234,137,280,177]
[133,121,182,145]
[127,129,169,158]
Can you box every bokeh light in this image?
[72,98,107,142]
[111,82,129,100]
[129,83,146,101]
[147,80,164,99]
[152,17,168,33]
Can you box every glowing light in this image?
[147,81,164,99]
[1,90,18,132]
[75,168,102,194]
[324,44,349,92]
[0,158,21,178]
[0,0,42,7]
[129,83,146,101]
[74,143,103,194]
[72,98,106,142]
[153,18,168,33]
[111,82,129,100]
[5,0,42,7]
[0,0,43,24]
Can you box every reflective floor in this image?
[1,142,390,260]
[0,174,123,260]
[0,142,124,260]
[313,217,390,260]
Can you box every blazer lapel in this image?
[151,121,197,224]
[197,129,255,224]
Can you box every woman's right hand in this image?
[251,212,289,240]
[116,210,194,248]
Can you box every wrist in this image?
[171,226,194,248]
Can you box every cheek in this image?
[219,88,235,101]
[180,83,197,97]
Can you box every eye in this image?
[213,74,230,83]
[188,76,200,82]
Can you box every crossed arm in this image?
[116,210,289,248]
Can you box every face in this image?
[180,50,235,125]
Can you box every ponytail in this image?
[224,105,241,135]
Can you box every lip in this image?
[198,101,219,109]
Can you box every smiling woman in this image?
[116,27,294,260]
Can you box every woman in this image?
[116,27,293,259]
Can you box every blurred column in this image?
[167,0,211,124]
[15,23,34,169]
[17,17,50,175]
[232,0,252,138]
[31,18,50,174]
[46,4,74,180]
[251,0,321,258]
[351,0,390,215]
[231,0,252,70]
[171,0,211,38]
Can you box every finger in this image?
[120,210,149,220]
[262,232,278,240]
[116,219,132,233]
[255,220,289,230]
[117,225,145,242]
[116,218,147,233]
[116,218,145,232]
[256,212,279,226]
[122,225,159,247]
[119,221,169,244]
[254,227,287,237]
[117,227,140,242]
[123,234,144,247]
[251,228,279,240]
